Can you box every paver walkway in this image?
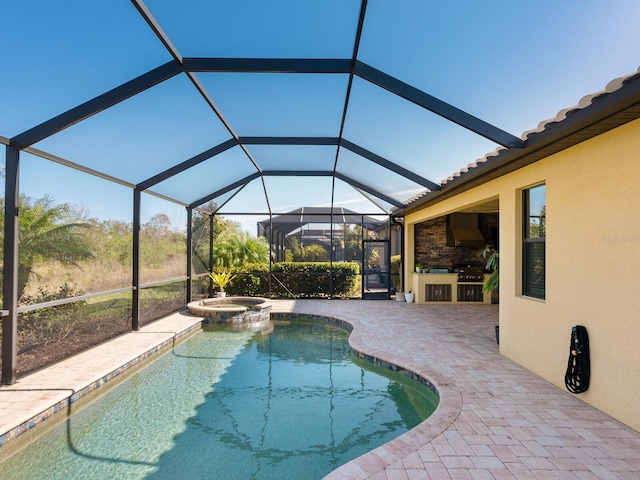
[1,300,639,479]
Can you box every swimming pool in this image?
[0,316,438,479]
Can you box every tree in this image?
[213,231,269,268]
[343,224,364,262]
[140,214,185,268]
[143,213,172,240]
[190,205,269,270]
[96,220,133,265]
[0,195,94,302]
[285,238,330,262]
[191,206,242,273]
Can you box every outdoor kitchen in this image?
[411,212,499,304]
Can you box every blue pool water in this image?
[0,317,438,479]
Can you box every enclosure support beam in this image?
[131,0,183,63]
[137,139,238,191]
[182,57,353,74]
[239,136,339,146]
[11,61,181,149]
[340,140,440,191]
[2,147,20,384]
[186,207,193,303]
[329,210,334,299]
[208,214,214,296]
[334,173,405,208]
[189,172,261,210]
[391,216,405,293]
[268,214,273,296]
[132,189,142,331]
[354,61,524,148]
[360,222,365,300]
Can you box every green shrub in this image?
[222,262,359,298]
[331,262,360,297]
[271,262,359,298]
[17,283,87,350]
[226,264,270,297]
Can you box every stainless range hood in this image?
[447,213,486,247]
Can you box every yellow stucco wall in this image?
[405,118,640,432]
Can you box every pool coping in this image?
[0,312,203,449]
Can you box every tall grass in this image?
[23,256,187,300]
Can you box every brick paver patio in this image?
[1,300,639,479]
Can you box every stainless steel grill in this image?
[455,264,485,283]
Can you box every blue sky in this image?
[2,0,640,232]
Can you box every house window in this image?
[523,184,546,298]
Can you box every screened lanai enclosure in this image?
[256,207,399,300]
[2,1,639,383]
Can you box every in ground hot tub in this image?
[187,296,272,327]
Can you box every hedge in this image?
[223,262,360,298]
[226,264,270,297]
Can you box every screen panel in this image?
[33,75,232,184]
[144,0,361,58]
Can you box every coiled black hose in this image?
[564,325,590,394]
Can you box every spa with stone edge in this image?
[187,296,272,325]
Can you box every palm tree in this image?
[1,195,94,302]
[213,231,269,268]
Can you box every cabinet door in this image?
[457,284,484,302]
[425,284,452,302]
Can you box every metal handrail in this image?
[139,276,189,289]
[15,277,190,314]
[16,286,133,314]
